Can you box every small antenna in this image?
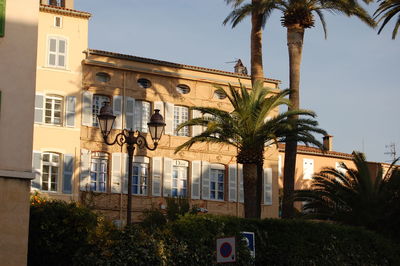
[384,142,397,162]
[225,58,239,64]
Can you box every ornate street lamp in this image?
[97,102,165,225]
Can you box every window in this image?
[137,78,151,89]
[48,36,67,68]
[303,158,314,180]
[132,162,148,195]
[95,72,111,83]
[210,165,225,200]
[42,152,60,192]
[172,160,188,197]
[0,0,6,37]
[134,101,150,132]
[90,152,108,192]
[54,16,62,28]
[174,106,189,136]
[92,95,110,127]
[48,0,65,7]
[214,90,227,100]
[176,84,190,94]
[45,95,63,125]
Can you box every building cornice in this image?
[278,144,354,160]
[85,49,281,85]
[40,4,91,19]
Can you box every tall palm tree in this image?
[175,82,326,218]
[294,152,400,239]
[374,0,400,39]
[224,0,375,218]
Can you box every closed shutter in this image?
[163,157,173,197]
[191,109,202,136]
[238,164,244,203]
[201,161,211,200]
[152,157,162,196]
[34,94,44,123]
[32,151,42,190]
[63,154,73,194]
[0,0,5,37]
[228,164,237,202]
[125,97,135,130]
[191,160,201,199]
[263,168,272,205]
[111,153,122,193]
[82,91,93,126]
[80,149,91,191]
[113,96,122,129]
[65,96,76,127]
[164,102,174,135]
[303,158,314,180]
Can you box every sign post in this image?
[216,237,236,263]
[242,231,255,258]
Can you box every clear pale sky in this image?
[76,0,399,163]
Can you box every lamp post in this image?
[97,102,165,226]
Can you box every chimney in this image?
[234,59,248,75]
[323,135,333,151]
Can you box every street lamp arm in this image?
[103,131,127,147]
[136,133,158,151]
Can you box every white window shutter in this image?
[191,109,202,137]
[111,153,122,193]
[152,157,163,196]
[191,160,201,199]
[228,164,237,202]
[80,149,91,191]
[34,94,44,123]
[303,158,314,180]
[122,153,128,194]
[32,151,42,190]
[278,155,282,178]
[164,102,174,135]
[201,161,211,200]
[65,96,76,127]
[239,164,244,203]
[163,157,173,197]
[125,97,135,130]
[263,168,273,205]
[82,91,93,126]
[63,154,74,194]
[113,96,123,129]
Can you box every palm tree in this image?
[175,82,326,218]
[224,0,375,218]
[294,152,400,239]
[374,0,400,39]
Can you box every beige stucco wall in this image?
[0,0,39,265]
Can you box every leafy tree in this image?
[375,0,400,39]
[294,152,400,240]
[175,82,325,218]
[224,0,375,218]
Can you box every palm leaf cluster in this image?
[375,0,400,39]
[175,82,325,164]
[295,152,400,239]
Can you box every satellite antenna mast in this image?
[384,142,397,162]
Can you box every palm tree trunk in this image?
[282,24,304,219]
[250,0,264,85]
[243,163,260,218]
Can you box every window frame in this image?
[131,162,149,196]
[41,152,60,192]
[89,152,109,192]
[133,100,151,132]
[137,78,152,89]
[172,160,189,197]
[47,36,68,69]
[176,84,190,94]
[92,94,111,127]
[210,164,225,201]
[54,16,62,28]
[44,94,63,125]
[174,105,189,137]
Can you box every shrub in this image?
[28,200,98,266]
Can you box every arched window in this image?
[137,78,152,89]
[214,90,227,100]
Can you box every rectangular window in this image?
[48,36,67,68]
[174,106,189,136]
[132,162,148,195]
[134,101,151,132]
[42,152,60,192]
[54,16,62,28]
[44,95,63,125]
[172,160,188,197]
[303,158,314,180]
[210,168,224,200]
[49,0,64,7]
[90,152,108,192]
[0,0,5,37]
[92,95,110,127]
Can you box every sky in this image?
[76,0,399,163]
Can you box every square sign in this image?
[242,231,255,258]
[216,237,236,263]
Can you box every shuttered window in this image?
[90,152,108,192]
[48,36,67,68]
[172,160,188,197]
[44,95,63,125]
[174,106,189,136]
[42,152,60,192]
[92,95,110,127]
[132,162,148,195]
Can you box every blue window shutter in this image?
[65,96,76,127]
[63,154,73,194]
[0,0,6,37]
[32,151,42,190]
